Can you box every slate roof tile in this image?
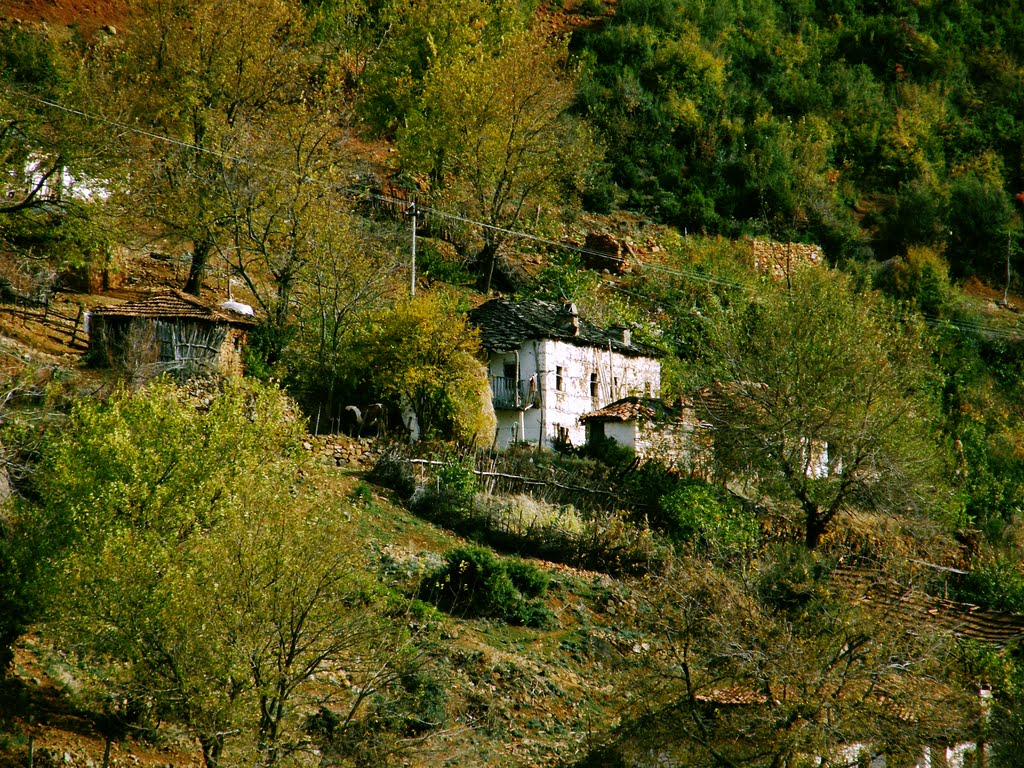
[468,298,662,358]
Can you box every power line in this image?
[11,88,1024,342]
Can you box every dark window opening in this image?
[556,365,564,391]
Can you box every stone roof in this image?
[834,567,1024,648]
[90,290,257,326]
[580,396,688,423]
[468,298,662,358]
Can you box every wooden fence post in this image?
[70,305,84,346]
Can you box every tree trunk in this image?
[199,734,224,768]
[474,240,499,294]
[185,238,213,297]
[805,509,824,550]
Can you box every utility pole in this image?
[408,201,417,298]
[1004,229,1012,306]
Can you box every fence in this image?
[399,443,626,514]
[0,296,87,349]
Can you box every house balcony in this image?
[491,376,540,410]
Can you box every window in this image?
[590,372,599,400]
[556,365,564,391]
[503,361,516,379]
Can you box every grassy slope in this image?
[0,447,656,768]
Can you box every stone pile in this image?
[751,239,824,281]
[304,435,384,468]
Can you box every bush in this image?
[949,557,1024,614]
[368,452,417,501]
[657,481,758,558]
[410,455,478,520]
[419,547,553,628]
[757,545,833,616]
[621,461,685,519]
[577,434,635,467]
[504,559,550,599]
[243,321,294,380]
[874,245,952,316]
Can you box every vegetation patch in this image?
[419,547,555,628]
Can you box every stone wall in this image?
[217,326,249,377]
[751,239,824,281]
[304,435,385,468]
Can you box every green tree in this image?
[33,378,301,545]
[216,107,401,352]
[398,32,599,292]
[582,556,977,768]
[355,0,527,133]
[696,268,943,549]
[0,24,117,277]
[34,379,412,767]
[947,172,1016,281]
[113,0,314,295]
[283,210,405,412]
[348,295,495,444]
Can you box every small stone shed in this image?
[87,290,256,377]
[581,396,713,474]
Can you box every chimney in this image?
[611,324,630,346]
[563,302,580,336]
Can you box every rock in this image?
[581,232,630,275]
[302,441,313,451]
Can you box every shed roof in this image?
[468,298,662,358]
[834,566,1024,648]
[585,399,671,423]
[90,290,257,327]
[580,396,685,423]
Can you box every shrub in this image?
[757,545,833,616]
[949,557,1024,614]
[620,461,685,519]
[419,547,553,628]
[577,434,635,467]
[874,245,952,316]
[399,670,449,735]
[368,452,417,501]
[504,559,550,599]
[657,481,758,558]
[410,455,478,520]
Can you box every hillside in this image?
[5,1,1024,767]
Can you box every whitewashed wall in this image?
[488,340,661,449]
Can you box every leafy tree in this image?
[0,25,117,276]
[947,172,1016,280]
[33,379,413,767]
[398,32,599,292]
[33,378,302,546]
[113,0,315,295]
[695,268,944,549]
[346,295,496,444]
[355,0,528,133]
[581,557,977,768]
[215,108,403,363]
[282,211,405,411]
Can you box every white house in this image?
[469,298,663,449]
